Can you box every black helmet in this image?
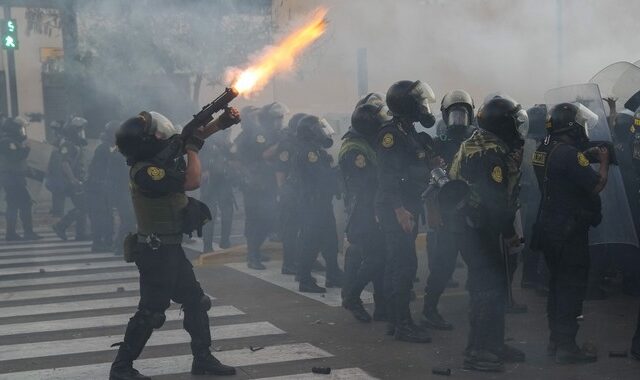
[297,114,334,149]
[548,102,598,136]
[116,111,178,163]
[351,92,392,138]
[386,80,437,128]
[62,116,88,146]
[287,113,309,133]
[240,106,260,131]
[526,104,548,140]
[259,102,289,130]
[2,116,28,141]
[440,89,474,128]
[477,93,528,145]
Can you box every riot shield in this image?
[545,83,639,248]
[25,140,54,200]
[612,64,640,110]
[589,62,639,106]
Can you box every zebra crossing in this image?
[0,230,378,379]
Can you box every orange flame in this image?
[227,8,328,97]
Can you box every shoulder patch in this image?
[146,166,166,181]
[491,166,503,183]
[417,151,426,159]
[279,150,289,162]
[308,151,318,163]
[382,133,394,148]
[256,135,266,144]
[630,125,636,134]
[532,151,546,166]
[355,154,366,168]
[577,152,590,167]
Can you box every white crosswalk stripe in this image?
[0,281,139,301]
[0,252,118,265]
[0,239,376,380]
[257,368,379,379]
[0,306,244,336]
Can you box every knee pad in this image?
[136,309,166,329]
[183,294,211,312]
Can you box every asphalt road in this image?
[0,228,639,380]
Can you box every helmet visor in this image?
[573,103,599,137]
[149,111,178,140]
[516,108,529,138]
[410,81,436,114]
[446,106,470,127]
[319,118,335,137]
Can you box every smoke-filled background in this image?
[63,0,640,131]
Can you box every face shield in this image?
[572,103,599,138]
[446,105,470,128]
[317,118,334,149]
[359,93,386,108]
[515,108,529,138]
[263,102,289,130]
[148,111,178,140]
[409,81,437,127]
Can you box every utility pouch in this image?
[123,233,140,263]
[182,197,212,237]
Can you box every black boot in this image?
[394,320,432,343]
[325,269,344,288]
[463,349,505,372]
[299,277,326,293]
[5,231,22,241]
[109,312,154,380]
[342,298,372,323]
[247,253,266,270]
[494,343,526,363]
[191,351,236,376]
[555,344,597,364]
[53,222,68,241]
[421,306,453,330]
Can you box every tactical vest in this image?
[129,161,188,236]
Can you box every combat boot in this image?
[22,231,42,241]
[247,253,266,270]
[299,277,326,293]
[325,269,344,288]
[494,343,525,363]
[463,349,505,372]
[191,351,236,376]
[394,320,432,343]
[109,350,150,380]
[52,223,67,241]
[5,231,22,241]
[421,306,453,330]
[342,299,372,323]
[555,344,597,364]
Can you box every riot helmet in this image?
[286,113,309,138]
[2,116,28,141]
[115,111,177,163]
[240,106,260,132]
[386,80,437,128]
[351,93,392,139]
[63,116,88,146]
[547,102,598,149]
[441,89,474,128]
[259,102,289,130]
[297,114,334,149]
[476,93,528,147]
[526,104,548,140]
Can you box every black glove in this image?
[184,135,205,153]
[219,107,241,130]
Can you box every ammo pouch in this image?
[123,233,141,263]
[182,197,212,238]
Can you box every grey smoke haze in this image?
[72,0,640,120]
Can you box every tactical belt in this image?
[137,233,183,249]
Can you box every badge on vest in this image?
[417,151,426,159]
[355,154,366,168]
[577,152,590,167]
[147,166,166,181]
[382,133,394,148]
[256,135,266,144]
[532,151,546,166]
[279,150,289,162]
[491,166,503,183]
[308,151,318,163]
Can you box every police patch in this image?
[382,133,394,148]
[256,135,266,144]
[491,166,503,183]
[631,125,637,134]
[147,166,166,181]
[577,152,590,167]
[355,154,366,168]
[417,151,426,159]
[279,150,289,162]
[532,151,546,166]
[308,151,318,163]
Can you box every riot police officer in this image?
[0,117,40,240]
[339,93,391,322]
[533,102,610,364]
[53,117,90,241]
[200,129,235,252]
[276,112,308,274]
[422,89,475,330]
[45,120,67,217]
[87,121,117,252]
[294,115,343,293]
[109,108,239,380]
[376,80,438,343]
[450,94,527,371]
[235,103,287,269]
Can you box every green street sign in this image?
[2,19,18,50]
